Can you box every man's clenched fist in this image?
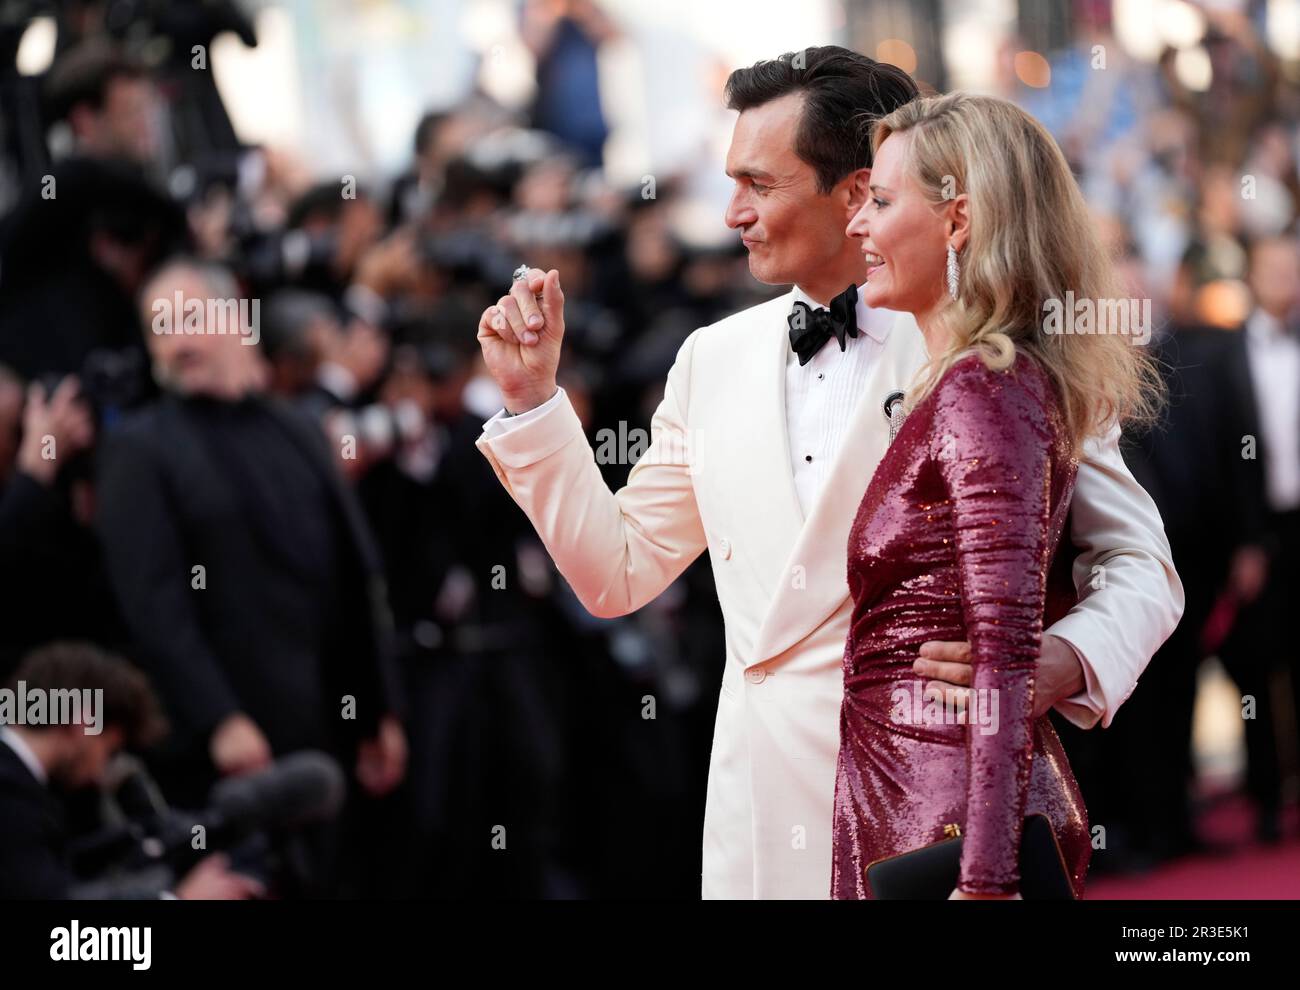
[477,267,565,414]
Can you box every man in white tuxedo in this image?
[473,47,1183,898]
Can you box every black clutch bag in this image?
[864,813,1076,900]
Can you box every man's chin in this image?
[746,256,789,287]
[155,371,210,398]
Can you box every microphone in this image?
[142,751,348,867]
[67,752,348,883]
[208,750,348,835]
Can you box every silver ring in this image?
[512,264,530,283]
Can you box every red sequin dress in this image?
[831,351,1091,899]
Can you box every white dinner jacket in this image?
[475,288,1184,899]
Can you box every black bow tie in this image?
[787,284,859,366]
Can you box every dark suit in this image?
[1059,325,1268,865]
[0,737,187,899]
[0,470,127,681]
[1215,317,1300,827]
[94,392,402,802]
[1126,326,1268,610]
[0,737,71,899]
[353,410,570,896]
[1143,327,1267,850]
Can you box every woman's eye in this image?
[872,197,889,209]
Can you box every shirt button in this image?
[719,537,732,559]
[817,373,824,380]
[805,455,812,462]
[745,667,767,684]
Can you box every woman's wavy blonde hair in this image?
[871,92,1163,445]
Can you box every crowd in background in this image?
[1011,5,1300,868]
[0,0,1297,897]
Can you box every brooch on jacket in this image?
[883,391,906,444]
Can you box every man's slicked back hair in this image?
[724,46,919,193]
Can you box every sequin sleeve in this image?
[928,355,1055,896]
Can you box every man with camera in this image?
[0,641,263,899]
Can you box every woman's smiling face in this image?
[846,131,953,317]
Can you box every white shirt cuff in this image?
[481,386,565,438]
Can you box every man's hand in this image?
[913,635,1085,720]
[1228,545,1268,604]
[356,714,407,797]
[17,377,94,486]
[209,712,273,776]
[477,267,564,414]
[174,853,266,900]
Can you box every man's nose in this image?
[724,191,754,230]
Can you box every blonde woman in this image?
[833,93,1162,899]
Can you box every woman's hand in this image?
[949,888,1023,900]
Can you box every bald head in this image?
[139,258,262,398]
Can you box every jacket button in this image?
[719,537,732,559]
[745,667,766,684]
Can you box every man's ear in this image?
[844,168,871,215]
[946,193,970,253]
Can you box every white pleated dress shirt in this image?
[783,282,887,517]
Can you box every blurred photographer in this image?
[0,640,263,899]
[0,39,186,380]
[0,367,126,679]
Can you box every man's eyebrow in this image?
[727,167,776,182]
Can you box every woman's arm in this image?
[929,357,1058,896]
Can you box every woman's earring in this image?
[946,245,960,300]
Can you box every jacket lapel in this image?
[1227,324,1263,449]
[748,311,926,665]
[708,291,806,608]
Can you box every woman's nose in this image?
[846,205,869,239]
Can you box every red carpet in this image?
[1085,794,1300,899]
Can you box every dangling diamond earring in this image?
[946,245,960,300]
